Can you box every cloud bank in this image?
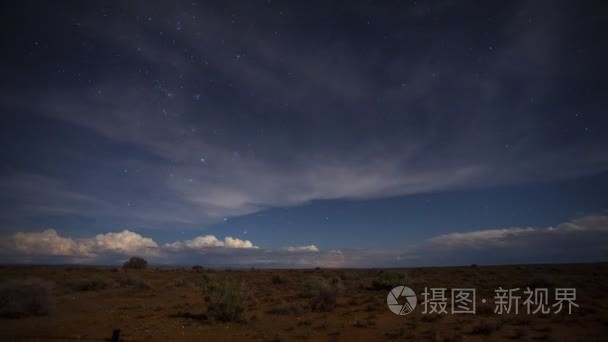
[2,214,606,267]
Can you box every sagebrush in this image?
[202,274,244,322]
[0,279,53,318]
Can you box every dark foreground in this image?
[0,263,607,341]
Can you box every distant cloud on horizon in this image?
[2,213,606,267]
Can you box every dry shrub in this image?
[0,279,53,318]
[300,276,341,312]
[202,274,244,322]
[118,274,150,290]
[369,271,407,291]
[70,276,111,291]
[471,320,496,335]
[271,274,288,285]
[267,302,304,315]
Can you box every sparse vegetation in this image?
[70,276,111,291]
[0,263,603,340]
[202,274,244,322]
[271,274,288,285]
[267,302,303,315]
[477,301,493,315]
[171,277,189,287]
[369,271,407,291]
[511,327,528,339]
[0,279,53,318]
[471,320,496,335]
[122,256,148,269]
[118,274,150,290]
[431,328,463,342]
[300,276,341,311]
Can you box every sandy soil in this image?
[0,263,607,341]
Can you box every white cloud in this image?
[426,215,608,249]
[165,235,223,249]
[224,236,256,248]
[283,245,319,252]
[92,230,159,254]
[2,214,607,267]
[4,229,159,260]
[164,235,257,249]
[427,227,536,248]
[12,229,92,257]
[410,214,608,266]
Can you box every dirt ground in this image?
[0,263,607,341]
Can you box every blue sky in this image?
[0,0,607,266]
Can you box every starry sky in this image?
[1,1,607,267]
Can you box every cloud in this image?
[4,229,160,260]
[12,229,92,258]
[426,227,537,248]
[3,214,606,267]
[425,215,608,248]
[410,214,608,266]
[1,1,606,231]
[0,230,264,264]
[93,230,159,254]
[164,235,257,249]
[0,228,347,267]
[283,245,319,252]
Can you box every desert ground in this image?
[0,263,607,341]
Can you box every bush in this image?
[271,274,288,285]
[471,320,496,335]
[70,277,111,291]
[192,265,204,270]
[267,302,303,315]
[300,277,341,312]
[369,271,406,291]
[171,277,189,288]
[118,275,150,290]
[0,279,53,318]
[123,256,147,269]
[202,275,244,322]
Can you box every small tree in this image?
[123,256,147,269]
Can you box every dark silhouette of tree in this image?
[123,256,147,269]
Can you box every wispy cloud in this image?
[1,1,606,231]
[410,214,608,266]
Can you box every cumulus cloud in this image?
[3,229,160,260]
[0,229,264,264]
[283,245,320,252]
[93,230,159,254]
[2,214,607,267]
[12,229,92,257]
[164,235,257,249]
[0,228,344,267]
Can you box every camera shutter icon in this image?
[387,286,417,315]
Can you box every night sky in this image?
[1,1,607,267]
